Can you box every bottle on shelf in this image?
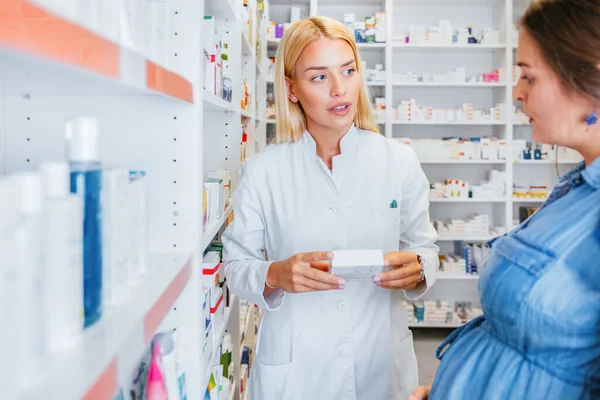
[65,117,103,328]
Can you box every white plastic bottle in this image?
[13,173,45,391]
[40,162,84,353]
[0,178,21,399]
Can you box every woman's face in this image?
[287,37,361,135]
[513,28,595,147]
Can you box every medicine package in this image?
[330,249,386,280]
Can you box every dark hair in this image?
[522,0,600,103]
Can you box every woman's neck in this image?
[307,121,353,170]
[572,126,600,166]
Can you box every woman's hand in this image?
[373,251,423,290]
[266,251,345,293]
[409,385,431,400]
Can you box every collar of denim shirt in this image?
[582,156,600,189]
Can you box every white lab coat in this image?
[222,125,439,400]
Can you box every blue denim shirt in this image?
[429,157,600,400]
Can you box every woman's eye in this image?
[344,68,356,76]
[312,74,326,82]
[520,75,532,83]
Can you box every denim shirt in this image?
[429,157,600,400]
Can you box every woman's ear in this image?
[286,77,298,103]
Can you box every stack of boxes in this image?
[395,99,505,123]
[403,21,499,46]
[343,12,386,44]
[202,16,233,102]
[397,137,508,161]
[203,169,232,232]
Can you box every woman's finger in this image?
[378,274,421,290]
[302,264,345,286]
[295,274,341,291]
[377,263,421,282]
[409,385,432,400]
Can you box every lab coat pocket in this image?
[374,208,401,253]
[390,331,419,400]
[255,309,293,366]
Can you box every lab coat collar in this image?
[301,123,358,155]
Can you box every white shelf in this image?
[429,198,507,203]
[21,254,193,400]
[514,160,582,165]
[409,322,466,328]
[204,90,236,112]
[357,43,386,49]
[240,305,252,349]
[393,43,506,52]
[242,30,253,56]
[437,236,495,242]
[437,274,480,280]
[512,198,546,204]
[0,2,194,103]
[367,82,386,86]
[202,206,233,252]
[420,160,505,165]
[393,120,506,126]
[241,109,253,118]
[265,119,277,124]
[205,0,240,23]
[393,82,505,88]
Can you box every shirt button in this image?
[331,204,340,212]
[338,302,347,311]
[574,177,583,185]
[340,349,351,359]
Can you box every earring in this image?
[585,111,598,126]
[291,96,297,102]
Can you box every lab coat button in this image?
[331,204,340,212]
[340,349,351,359]
[338,302,346,311]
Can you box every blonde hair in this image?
[274,16,379,143]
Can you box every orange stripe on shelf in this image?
[146,61,194,103]
[0,0,119,78]
[82,357,118,400]
[143,257,193,344]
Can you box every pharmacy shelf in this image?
[367,82,386,86]
[357,43,386,49]
[241,109,253,118]
[420,160,506,165]
[514,160,582,165]
[206,0,240,23]
[393,82,505,88]
[512,198,546,204]
[393,43,506,52]
[240,306,252,348]
[437,237,495,242]
[0,0,194,103]
[229,382,238,400]
[437,274,480,280]
[202,206,234,252]
[21,254,193,400]
[242,30,253,56]
[393,120,506,126]
[202,294,236,394]
[409,322,466,328]
[266,119,277,124]
[204,90,236,112]
[429,198,507,203]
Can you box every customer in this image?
[409,1,600,399]
[222,16,439,400]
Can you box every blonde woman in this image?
[222,16,439,400]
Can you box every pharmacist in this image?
[222,16,439,400]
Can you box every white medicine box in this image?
[330,250,386,280]
[202,251,221,288]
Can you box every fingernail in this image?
[327,251,334,259]
[339,279,346,286]
[373,275,381,283]
[339,284,346,290]
[384,260,390,267]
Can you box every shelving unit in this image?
[0,0,263,398]
[259,0,566,328]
